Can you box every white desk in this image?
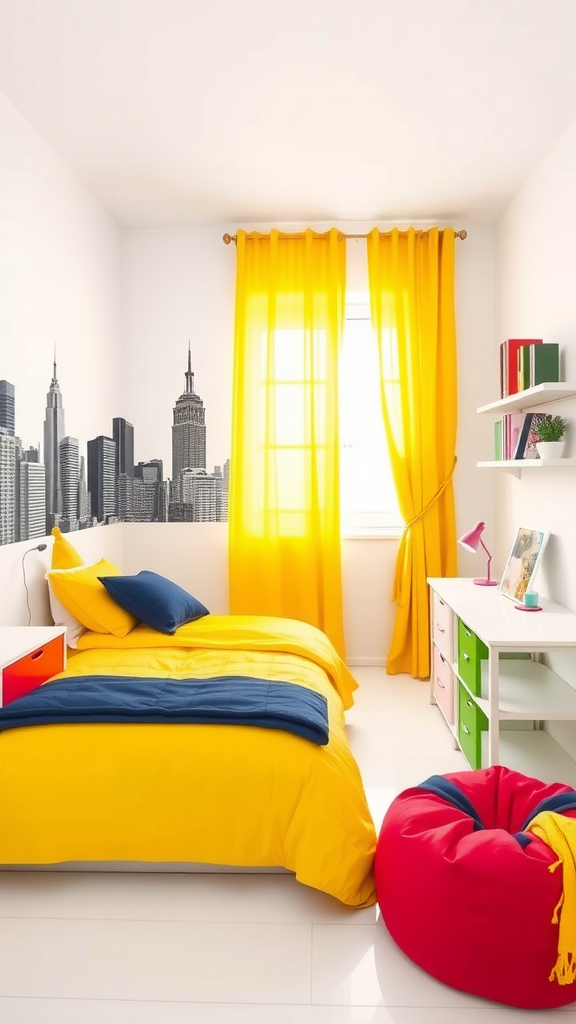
[427,577,576,784]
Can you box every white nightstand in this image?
[0,626,66,706]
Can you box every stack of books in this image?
[494,412,549,460]
[499,339,560,397]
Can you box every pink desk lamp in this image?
[458,521,498,586]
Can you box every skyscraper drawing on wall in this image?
[113,417,134,478]
[59,436,80,533]
[0,380,17,545]
[87,436,117,523]
[78,456,90,525]
[0,380,15,436]
[18,461,46,541]
[172,343,206,479]
[0,428,16,545]
[169,345,228,522]
[43,358,65,533]
[0,345,229,545]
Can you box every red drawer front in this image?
[433,644,454,725]
[1,636,64,706]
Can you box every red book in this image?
[504,339,542,397]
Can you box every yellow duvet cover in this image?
[0,616,377,907]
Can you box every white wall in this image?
[0,92,122,623]
[497,118,576,607]
[119,228,235,475]
[120,523,400,664]
[121,221,497,663]
[496,113,576,754]
[122,523,229,618]
[4,526,124,628]
[0,101,498,663]
[453,225,498,558]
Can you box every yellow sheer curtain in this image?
[367,227,458,678]
[229,228,347,657]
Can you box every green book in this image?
[529,343,559,387]
[494,419,502,460]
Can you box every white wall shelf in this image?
[477,458,576,471]
[477,382,576,415]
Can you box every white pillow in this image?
[46,564,94,649]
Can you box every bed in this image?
[0,613,377,908]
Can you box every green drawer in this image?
[457,618,489,696]
[458,683,488,770]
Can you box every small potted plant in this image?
[535,414,569,460]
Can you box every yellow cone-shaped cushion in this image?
[51,527,84,570]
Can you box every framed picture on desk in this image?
[499,527,549,603]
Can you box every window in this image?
[257,296,402,538]
[259,328,328,536]
[339,297,402,536]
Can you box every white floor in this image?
[0,667,573,1023]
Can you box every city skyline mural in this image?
[0,345,229,546]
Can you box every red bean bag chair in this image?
[374,766,576,1009]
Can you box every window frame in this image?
[339,295,403,539]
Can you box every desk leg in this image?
[487,650,500,767]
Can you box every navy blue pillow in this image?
[98,570,209,634]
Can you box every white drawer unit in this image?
[427,577,576,786]
[432,592,453,661]
[432,644,454,725]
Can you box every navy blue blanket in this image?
[0,675,329,746]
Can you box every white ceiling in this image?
[1,0,576,228]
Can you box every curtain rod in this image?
[223,229,467,244]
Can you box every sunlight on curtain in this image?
[367,227,458,678]
[229,228,347,656]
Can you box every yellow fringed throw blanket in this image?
[526,811,576,985]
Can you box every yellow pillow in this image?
[47,559,138,638]
[51,527,84,570]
